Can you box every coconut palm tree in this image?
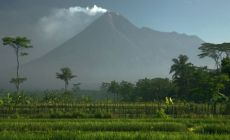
[56,67,76,92]
[170,55,193,99]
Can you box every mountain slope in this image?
[2,12,205,89]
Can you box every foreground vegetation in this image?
[0,118,229,140]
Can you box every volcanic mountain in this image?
[2,12,205,89]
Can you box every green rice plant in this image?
[0,131,230,140]
[194,124,230,134]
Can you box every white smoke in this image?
[37,5,107,49]
[68,5,107,16]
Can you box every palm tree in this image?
[2,36,32,93]
[170,55,193,99]
[56,67,76,92]
[170,55,193,79]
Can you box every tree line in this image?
[2,36,230,105]
[102,43,230,104]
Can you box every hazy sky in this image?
[0,0,230,45]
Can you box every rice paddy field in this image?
[0,118,230,140]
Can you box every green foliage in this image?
[135,78,175,101]
[211,93,228,104]
[0,99,4,107]
[106,80,120,101]
[221,57,230,74]
[3,93,13,106]
[102,78,175,102]
[198,43,230,70]
[2,92,31,106]
[189,67,213,102]
[165,97,174,105]
[118,81,135,101]
[42,90,74,104]
[155,108,169,119]
[198,43,222,69]
[42,90,60,104]
[221,57,230,97]
[12,92,32,105]
[0,119,229,140]
[2,37,32,48]
[2,36,32,93]
[170,55,194,99]
[194,124,230,134]
[56,67,76,91]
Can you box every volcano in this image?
[2,12,205,89]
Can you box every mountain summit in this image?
[2,12,204,89]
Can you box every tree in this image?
[220,43,230,57]
[150,78,175,100]
[189,67,213,102]
[210,74,229,114]
[2,36,32,93]
[107,81,120,102]
[135,78,153,101]
[56,67,76,92]
[221,57,230,96]
[119,81,134,101]
[198,42,230,70]
[100,82,110,92]
[198,43,226,70]
[135,78,175,101]
[170,55,194,99]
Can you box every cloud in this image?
[37,5,107,49]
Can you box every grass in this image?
[0,131,230,140]
[0,118,229,139]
